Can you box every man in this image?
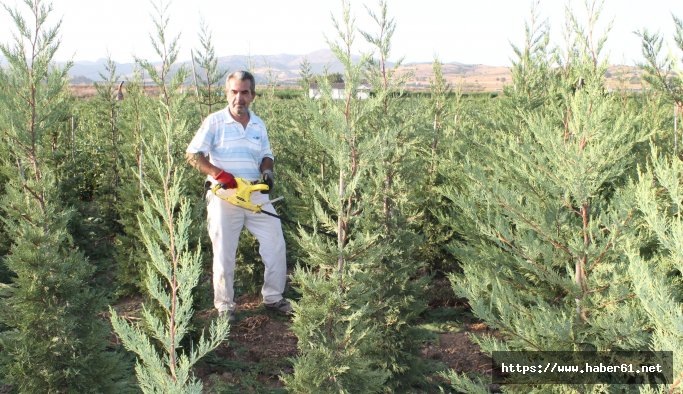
[186,70,291,321]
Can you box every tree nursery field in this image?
[1,0,682,393]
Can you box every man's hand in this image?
[260,169,274,194]
[214,170,237,189]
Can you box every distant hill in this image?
[62,49,364,84]
[214,49,365,82]
[398,63,644,92]
[62,49,644,93]
[69,75,95,85]
[67,59,137,82]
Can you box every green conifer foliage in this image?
[628,17,683,390]
[638,14,683,107]
[504,2,556,111]
[283,2,389,392]
[92,58,125,205]
[0,0,127,390]
[112,67,157,295]
[442,3,653,391]
[627,149,683,391]
[355,0,428,386]
[417,57,461,273]
[638,13,683,156]
[284,1,426,391]
[110,103,229,393]
[53,57,125,287]
[299,57,314,92]
[263,63,333,277]
[0,121,10,284]
[0,179,128,392]
[114,0,203,296]
[191,18,228,118]
[108,6,228,388]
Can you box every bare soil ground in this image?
[190,278,496,393]
[105,277,495,393]
[195,294,297,392]
[421,323,493,377]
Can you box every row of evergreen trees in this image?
[0,0,227,391]
[1,0,682,392]
[442,2,683,393]
[281,1,428,391]
[0,0,128,391]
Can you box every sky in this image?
[0,0,681,66]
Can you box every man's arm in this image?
[186,152,221,178]
[259,157,275,193]
[260,157,274,173]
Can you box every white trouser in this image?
[206,189,287,312]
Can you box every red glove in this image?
[214,170,237,189]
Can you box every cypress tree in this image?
[284,1,426,391]
[191,18,228,118]
[92,57,125,207]
[55,57,124,286]
[0,0,127,391]
[112,66,156,295]
[637,14,683,107]
[442,3,653,391]
[283,2,389,392]
[638,13,683,157]
[355,0,428,386]
[627,16,683,390]
[299,57,314,92]
[0,147,10,284]
[416,57,462,274]
[108,4,228,391]
[627,149,683,390]
[114,0,202,295]
[109,101,229,393]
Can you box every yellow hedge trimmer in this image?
[212,178,335,238]
[211,178,283,215]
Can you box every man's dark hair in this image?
[226,70,256,94]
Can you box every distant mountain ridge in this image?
[5,48,640,92]
[62,49,366,84]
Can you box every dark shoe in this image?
[264,298,293,315]
[218,309,236,322]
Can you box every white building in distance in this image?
[309,82,371,100]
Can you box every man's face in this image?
[226,78,254,118]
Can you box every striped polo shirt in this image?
[187,108,274,182]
